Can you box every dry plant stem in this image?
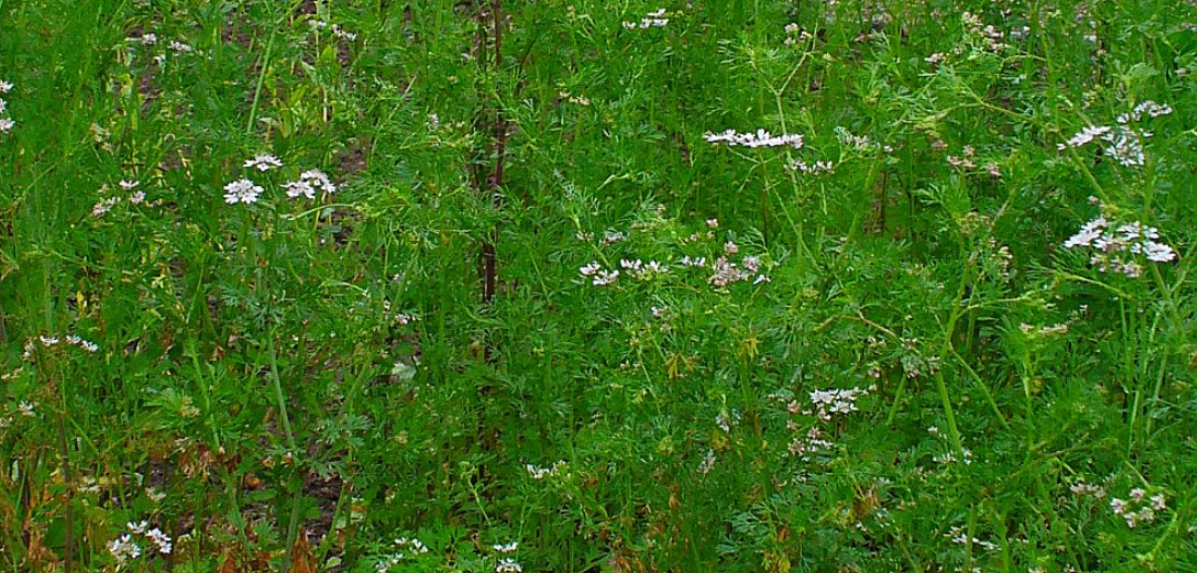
[474,0,508,363]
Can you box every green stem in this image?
[246,29,277,135]
[267,332,300,572]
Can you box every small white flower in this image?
[284,180,315,200]
[168,41,194,53]
[697,450,716,474]
[620,259,643,272]
[244,154,283,172]
[332,24,358,41]
[1058,125,1111,150]
[300,169,337,193]
[223,179,263,204]
[108,534,142,564]
[394,537,429,554]
[593,269,619,286]
[601,230,626,245]
[742,255,761,273]
[146,528,172,555]
[0,80,12,93]
[92,197,122,217]
[1150,493,1166,511]
[492,541,519,553]
[119,180,140,191]
[704,128,804,149]
[0,118,14,133]
[17,402,35,417]
[286,169,337,198]
[579,262,601,276]
[1063,217,1107,249]
[1110,498,1128,515]
[496,558,523,573]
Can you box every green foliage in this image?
[1,0,1196,571]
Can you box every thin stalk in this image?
[246,30,277,135]
[267,332,300,572]
[55,411,73,573]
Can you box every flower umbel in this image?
[223,179,263,204]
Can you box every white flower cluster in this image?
[1110,488,1166,528]
[375,537,430,572]
[579,262,620,286]
[677,241,770,287]
[0,79,13,133]
[704,128,804,149]
[1059,102,1171,167]
[126,33,197,67]
[1070,479,1107,499]
[947,145,977,169]
[787,425,834,459]
[1117,100,1172,124]
[107,534,141,564]
[285,169,338,199]
[496,557,524,573]
[708,256,753,286]
[224,178,263,204]
[601,230,627,245]
[783,23,813,46]
[1063,216,1176,277]
[23,334,100,359]
[525,460,567,480]
[946,526,999,551]
[790,159,835,174]
[394,537,429,554]
[697,449,716,474]
[780,386,872,459]
[962,11,1007,52]
[807,386,870,421]
[92,180,147,217]
[492,541,518,553]
[619,258,669,279]
[311,20,358,41]
[835,126,892,153]
[622,8,669,29]
[1101,127,1146,167]
[244,154,283,172]
[225,154,338,204]
[932,447,973,465]
[108,521,172,565]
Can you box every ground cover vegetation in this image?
[1,0,1196,571]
